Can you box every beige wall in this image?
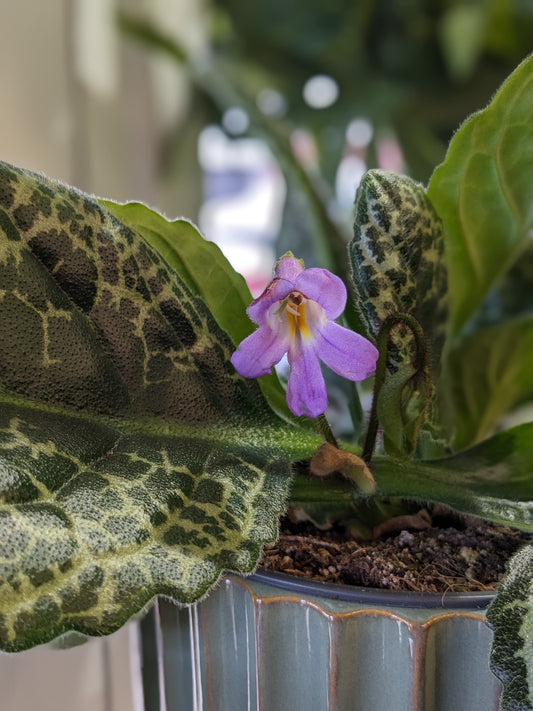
[0,0,206,219]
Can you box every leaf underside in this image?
[0,161,319,651]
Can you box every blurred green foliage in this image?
[210,0,533,182]
[121,1,533,258]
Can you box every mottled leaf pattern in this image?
[349,170,448,375]
[0,161,321,651]
[0,161,265,422]
[0,402,299,651]
[371,422,533,531]
[488,544,533,711]
[100,199,293,420]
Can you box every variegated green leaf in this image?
[349,171,448,456]
[98,201,254,350]
[370,422,533,531]
[0,161,322,651]
[349,170,448,375]
[99,199,292,420]
[487,544,533,711]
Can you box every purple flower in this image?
[231,254,379,417]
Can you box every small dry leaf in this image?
[310,442,376,495]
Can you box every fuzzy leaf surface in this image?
[428,53,533,335]
[487,544,533,711]
[370,422,533,531]
[98,201,253,348]
[101,200,293,420]
[0,161,321,650]
[349,170,448,375]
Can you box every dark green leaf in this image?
[349,170,448,376]
[371,423,533,531]
[100,199,292,419]
[487,544,533,711]
[99,201,253,346]
[0,160,322,650]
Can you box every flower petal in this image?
[315,321,378,381]
[294,268,347,319]
[275,254,304,282]
[231,325,289,378]
[286,344,327,417]
[247,277,293,325]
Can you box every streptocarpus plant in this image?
[0,55,531,710]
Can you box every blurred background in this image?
[0,2,531,708]
[1,0,531,295]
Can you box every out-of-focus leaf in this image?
[439,5,486,82]
[446,315,533,450]
[487,544,533,711]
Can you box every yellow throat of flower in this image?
[283,292,313,341]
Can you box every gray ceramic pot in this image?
[140,570,502,711]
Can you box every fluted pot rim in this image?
[249,568,496,610]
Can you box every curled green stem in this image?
[362,313,429,463]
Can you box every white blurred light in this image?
[335,155,367,209]
[346,118,373,148]
[197,125,286,296]
[302,74,339,109]
[257,88,287,117]
[222,107,250,135]
[198,125,273,171]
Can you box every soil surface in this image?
[260,508,529,593]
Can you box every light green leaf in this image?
[0,160,321,650]
[439,5,486,82]
[350,170,448,375]
[377,363,419,458]
[446,315,533,450]
[487,544,533,711]
[427,53,533,335]
[370,422,533,531]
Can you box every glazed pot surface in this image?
[141,570,502,711]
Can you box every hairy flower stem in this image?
[316,413,339,448]
[362,313,429,464]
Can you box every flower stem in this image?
[361,313,428,463]
[316,413,339,448]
